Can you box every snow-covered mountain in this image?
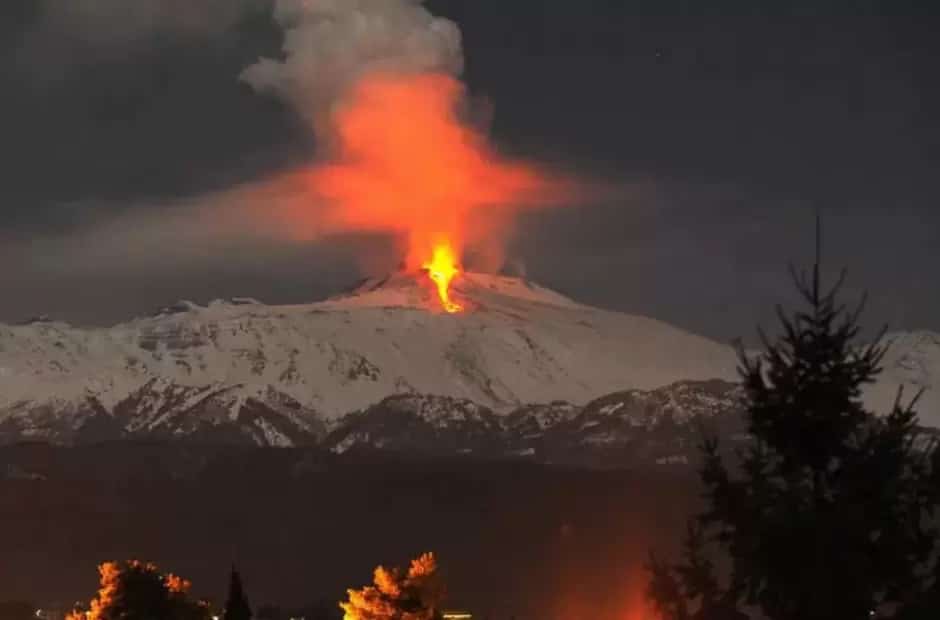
[0,272,737,444]
[0,271,937,448]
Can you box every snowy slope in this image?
[323,379,746,468]
[0,272,738,439]
[0,271,936,445]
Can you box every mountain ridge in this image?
[0,271,738,418]
[0,272,937,452]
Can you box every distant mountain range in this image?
[0,272,936,465]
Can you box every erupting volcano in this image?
[301,72,556,308]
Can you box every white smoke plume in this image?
[240,0,464,126]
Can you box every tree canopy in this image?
[68,560,210,620]
[340,552,444,620]
[648,258,940,619]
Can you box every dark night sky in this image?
[0,1,937,343]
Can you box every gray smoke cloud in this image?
[240,0,464,125]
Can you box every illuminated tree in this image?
[68,560,210,620]
[648,240,940,619]
[339,552,445,620]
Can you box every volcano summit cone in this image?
[326,270,580,314]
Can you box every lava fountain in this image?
[423,243,462,313]
[305,72,555,313]
[241,1,576,314]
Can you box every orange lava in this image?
[308,71,550,278]
[423,243,462,313]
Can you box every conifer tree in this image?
[223,567,252,620]
[648,227,940,620]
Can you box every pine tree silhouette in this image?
[648,218,940,620]
[223,567,252,620]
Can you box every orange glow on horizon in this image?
[423,243,462,313]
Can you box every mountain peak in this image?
[0,266,742,423]
[322,270,580,313]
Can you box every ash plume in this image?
[4,0,574,314]
[240,0,464,127]
[239,0,569,276]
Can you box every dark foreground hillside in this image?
[0,442,699,619]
